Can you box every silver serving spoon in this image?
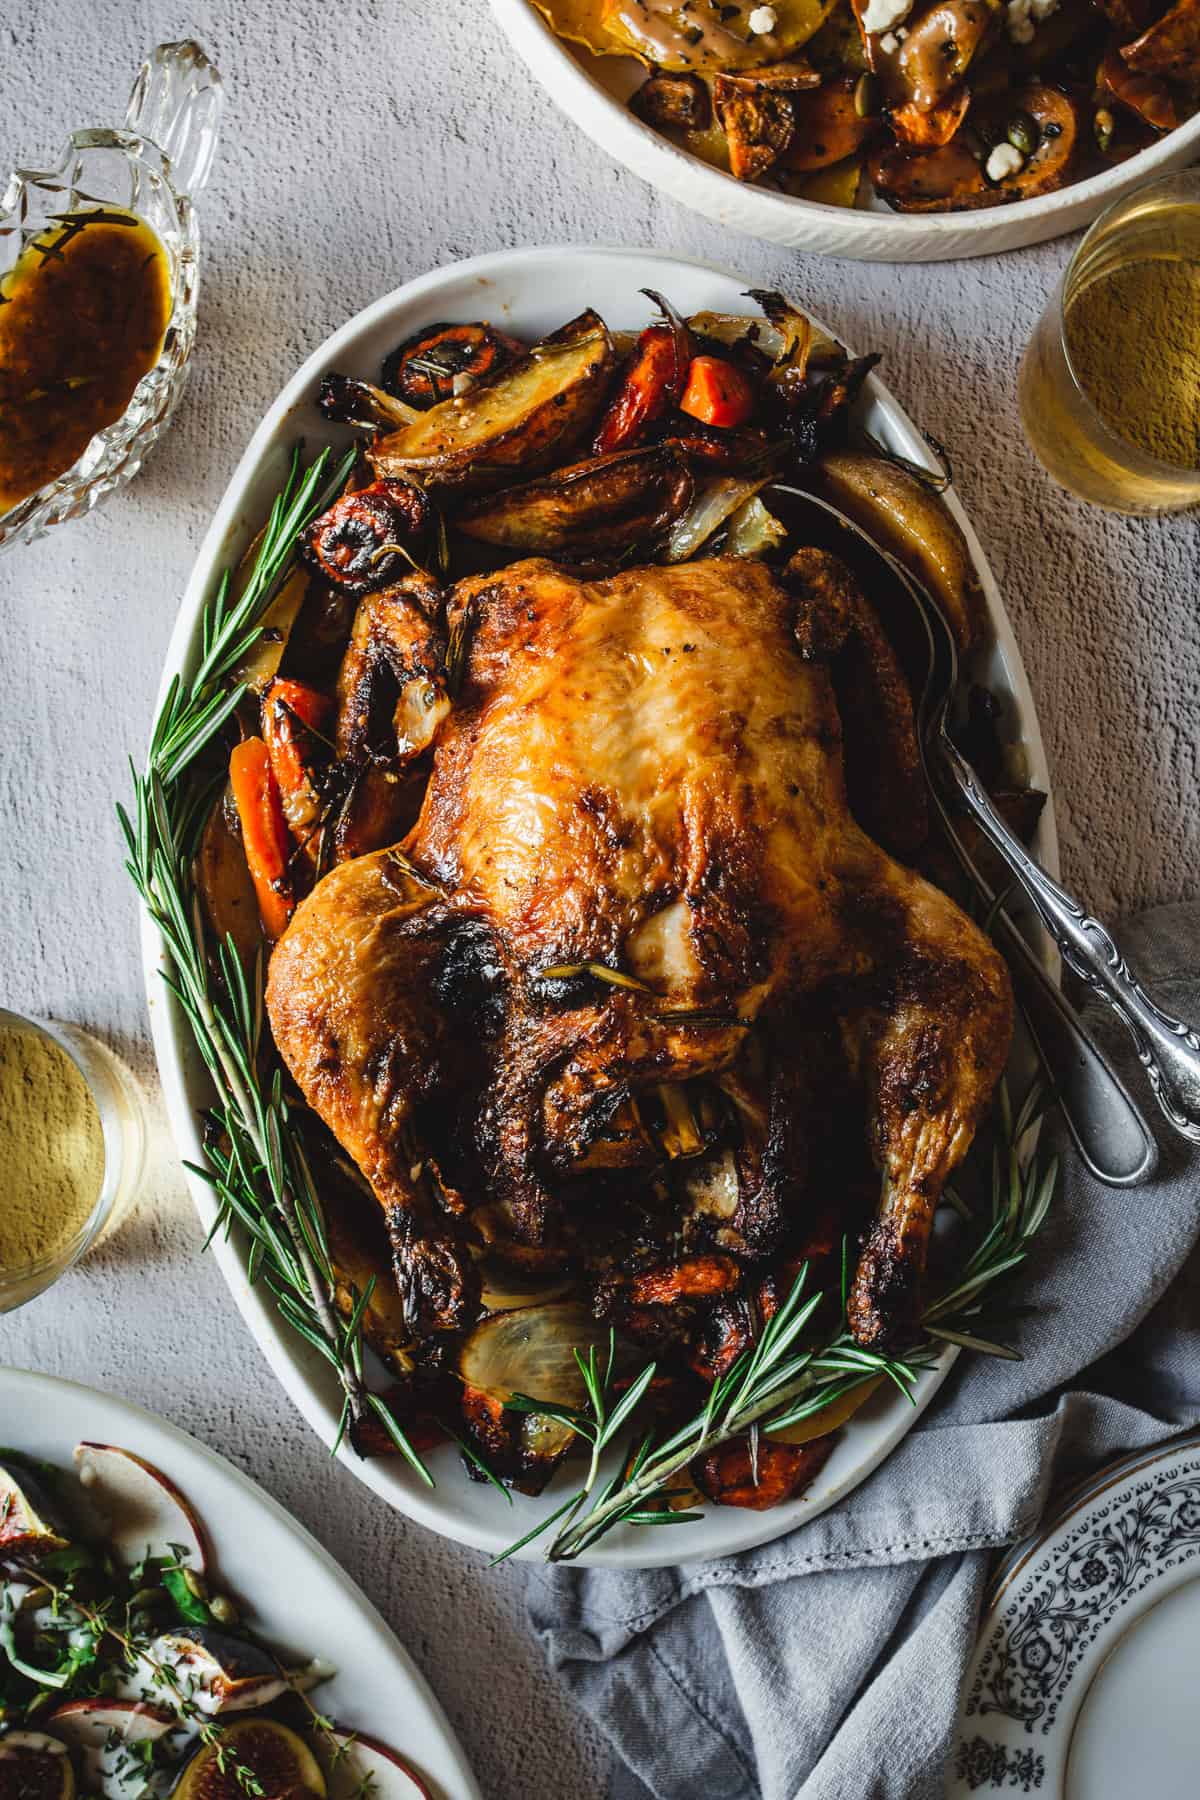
[772,484,1169,1182]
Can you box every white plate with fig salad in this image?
[490,0,1200,260]
[0,1370,481,1800]
[138,245,1063,1570]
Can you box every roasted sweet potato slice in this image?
[1100,43,1178,129]
[631,71,712,133]
[714,61,822,180]
[782,75,880,169]
[692,1432,836,1509]
[370,310,615,493]
[889,86,972,148]
[871,85,1081,211]
[1122,0,1200,78]
[887,0,996,112]
[457,443,694,555]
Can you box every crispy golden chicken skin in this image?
[266,555,1012,1347]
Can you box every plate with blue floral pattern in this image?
[949,1428,1200,1798]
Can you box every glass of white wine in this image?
[1019,169,1200,514]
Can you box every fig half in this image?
[0,1734,74,1800]
[172,1721,324,1800]
[140,1627,286,1716]
[0,1461,70,1561]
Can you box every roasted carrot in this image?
[229,736,295,940]
[261,677,331,838]
[679,356,756,429]
[593,324,687,454]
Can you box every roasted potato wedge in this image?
[370,310,616,493]
[714,61,823,178]
[457,443,694,555]
[815,450,985,652]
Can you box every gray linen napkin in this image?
[527,901,1200,1800]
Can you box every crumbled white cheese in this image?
[862,0,912,33]
[1005,0,1056,41]
[985,141,1025,182]
[747,5,778,31]
[878,29,900,51]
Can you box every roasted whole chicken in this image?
[267,551,1012,1357]
[194,293,1039,1507]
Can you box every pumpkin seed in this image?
[854,72,880,118]
[1094,108,1115,153]
[209,1593,239,1626]
[1006,111,1039,156]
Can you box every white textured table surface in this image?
[1,6,1197,1798]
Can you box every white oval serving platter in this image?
[143,244,1058,1566]
[489,0,1200,263]
[0,1367,482,1800]
[950,1427,1200,1798]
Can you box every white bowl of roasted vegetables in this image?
[490,0,1200,258]
[136,247,1061,1566]
[0,1377,479,1800]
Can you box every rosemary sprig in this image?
[500,1078,1058,1563]
[119,445,432,1486]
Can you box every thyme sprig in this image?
[118,445,432,1486]
[500,1078,1057,1563]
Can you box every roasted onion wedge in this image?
[457,443,694,555]
[370,311,615,493]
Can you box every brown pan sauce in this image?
[0,208,172,513]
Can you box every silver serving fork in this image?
[772,483,1194,1180]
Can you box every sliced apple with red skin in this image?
[74,1446,210,1575]
[316,1727,432,1800]
[141,1626,287,1715]
[0,1461,71,1560]
[45,1700,180,1794]
[0,1733,75,1800]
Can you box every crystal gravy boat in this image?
[0,40,222,553]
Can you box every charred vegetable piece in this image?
[888,86,971,149]
[679,357,757,429]
[630,71,712,132]
[713,61,822,180]
[1122,0,1200,75]
[228,738,294,941]
[605,0,839,72]
[872,85,1081,211]
[816,450,984,651]
[371,309,615,493]
[317,374,421,431]
[172,1720,323,1800]
[666,416,776,471]
[0,1735,74,1800]
[626,1255,743,1307]
[782,74,879,169]
[381,321,523,409]
[261,678,332,843]
[0,1461,69,1558]
[593,323,690,456]
[692,1432,836,1509]
[1102,44,1179,126]
[196,787,263,966]
[885,0,996,115]
[457,443,694,556]
[302,479,431,595]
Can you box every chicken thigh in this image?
[267,554,1012,1350]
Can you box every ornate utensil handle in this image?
[940,731,1200,1145]
[125,40,223,199]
